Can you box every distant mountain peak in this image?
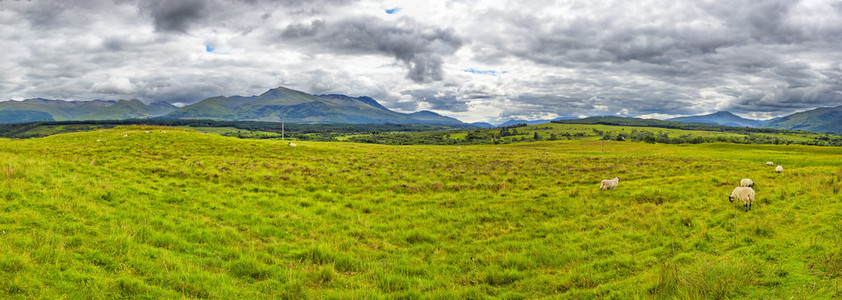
[315,94,391,112]
[668,111,761,127]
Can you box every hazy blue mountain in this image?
[761,105,842,134]
[0,98,177,123]
[667,111,762,127]
[79,100,178,120]
[0,98,114,121]
[497,117,578,127]
[470,122,495,128]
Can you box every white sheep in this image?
[145,131,150,133]
[288,142,297,147]
[766,161,774,166]
[740,179,754,187]
[600,177,620,190]
[122,134,128,137]
[729,186,755,212]
[776,165,783,173]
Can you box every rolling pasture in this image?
[1,126,841,298]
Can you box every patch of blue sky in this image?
[205,45,215,52]
[464,68,506,76]
[385,7,401,14]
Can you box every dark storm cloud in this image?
[466,0,842,118]
[401,89,470,112]
[4,0,842,123]
[280,20,326,38]
[141,0,207,33]
[281,17,464,83]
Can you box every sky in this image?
[1,0,842,123]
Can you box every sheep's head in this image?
[728,195,734,203]
[615,177,620,181]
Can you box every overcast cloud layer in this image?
[1,0,842,123]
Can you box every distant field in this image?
[1,126,841,298]
[420,122,831,145]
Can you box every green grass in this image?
[1,125,841,298]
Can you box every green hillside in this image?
[0,99,114,121]
[762,105,842,134]
[0,110,55,124]
[1,126,841,298]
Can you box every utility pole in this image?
[281,115,285,140]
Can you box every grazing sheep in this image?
[145,131,150,133]
[729,187,755,212]
[600,177,620,190]
[288,142,297,147]
[776,165,783,173]
[766,161,774,166]
[122,134,128,137]
[740,179,754,187]
[96,139,102,142]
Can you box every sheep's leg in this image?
[749,202,752,211]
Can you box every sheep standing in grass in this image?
[600,177,620,190]
[740,179,754,187]
[729,187,755,212]
[766,161,774,166]
[288,142,297,147]
[776,165,783,173]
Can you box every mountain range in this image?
[664,108,842,134]
[3,87,842,134]
[0,87,463,125]
[667,111,767,127]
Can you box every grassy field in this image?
[446,123,827,144]
[1,125,841,298]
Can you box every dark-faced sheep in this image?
[729,187,755,212]
[600,177,620,190]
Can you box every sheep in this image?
[145,131,150,133]
[776,165,783,173]
[740,178,754,187]
[729,186,755,212]
[96,139,102,142]
[766,161,774,166]
[122,134,128,137]
[600,177,620,190]
[288,142,297,147]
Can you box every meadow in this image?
[346,122,842,146]
[1,125,841,298]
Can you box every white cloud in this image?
[0,0,841,122]
[92,76,136,95]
